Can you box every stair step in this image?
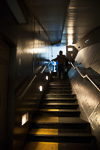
[32,116,90,130]
[47,90,72,94]
[24,142,96,150]
[27,129,94,143]
[41,103,79,109]
[49,83,71,86]
[45,93,76,97]
[49,81,70,84]
[44,97,77,102]
[38,109,80,117]
[43,99,77,103]
[22,74,98,150]
[49,83,71,85]
[49,86,72,88]
[49,86,72,90]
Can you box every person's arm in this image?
[51,57,58,62]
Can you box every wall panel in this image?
[75,43,100,74]
[69,66,100,148]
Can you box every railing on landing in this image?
[70,62,100,92]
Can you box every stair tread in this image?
[49,82,70,83]
[49,87,71,88]
[29,129,93,136]
[39,109,80,112]
[43,100,77,103]
[48,89,72,90]
[24,142,96,150]
[46,93,75,95]
[41,103,78,105]
[23,75,98,150]
[50,84,71,86]
[44,97,77,100]
[33,116,88,123]
[48,90,72,92]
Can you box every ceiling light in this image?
[68,48,73,51]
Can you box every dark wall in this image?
[0,1,51,89]
[0,39,10,149]
[0,1,51,149]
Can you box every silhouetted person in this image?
[52,50,69,79]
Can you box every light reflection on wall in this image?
[67,19,74,46]
[68,35,73,46]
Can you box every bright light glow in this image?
[51,45,66,59]
[49,71,51,74]
[34,48,38,54]
[26,48,34,54]
[39,86,43,91]
[46,76,48,80]
[67,28,74,34]
[68,48,73,51]
[21,113,28,126]
[33,48,45,54]
[54,62,56,72]
[68,35,73,46]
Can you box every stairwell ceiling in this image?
[23,0,70,45]
[23,0,100,46]
[7,0,100,46]
[66,0,100,46]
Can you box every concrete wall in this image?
[75,43,100,75]
[69,66,100,148]
[74,25,100,75]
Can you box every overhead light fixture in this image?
[68,48,73,51]
[68,35,73,46]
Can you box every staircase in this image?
[24,73,97,150]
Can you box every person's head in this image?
[59,50,63,55]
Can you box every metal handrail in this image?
[41,62,51,74]
[70,62,100,92]
[17,63,50,100]
[17,75,37,100]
